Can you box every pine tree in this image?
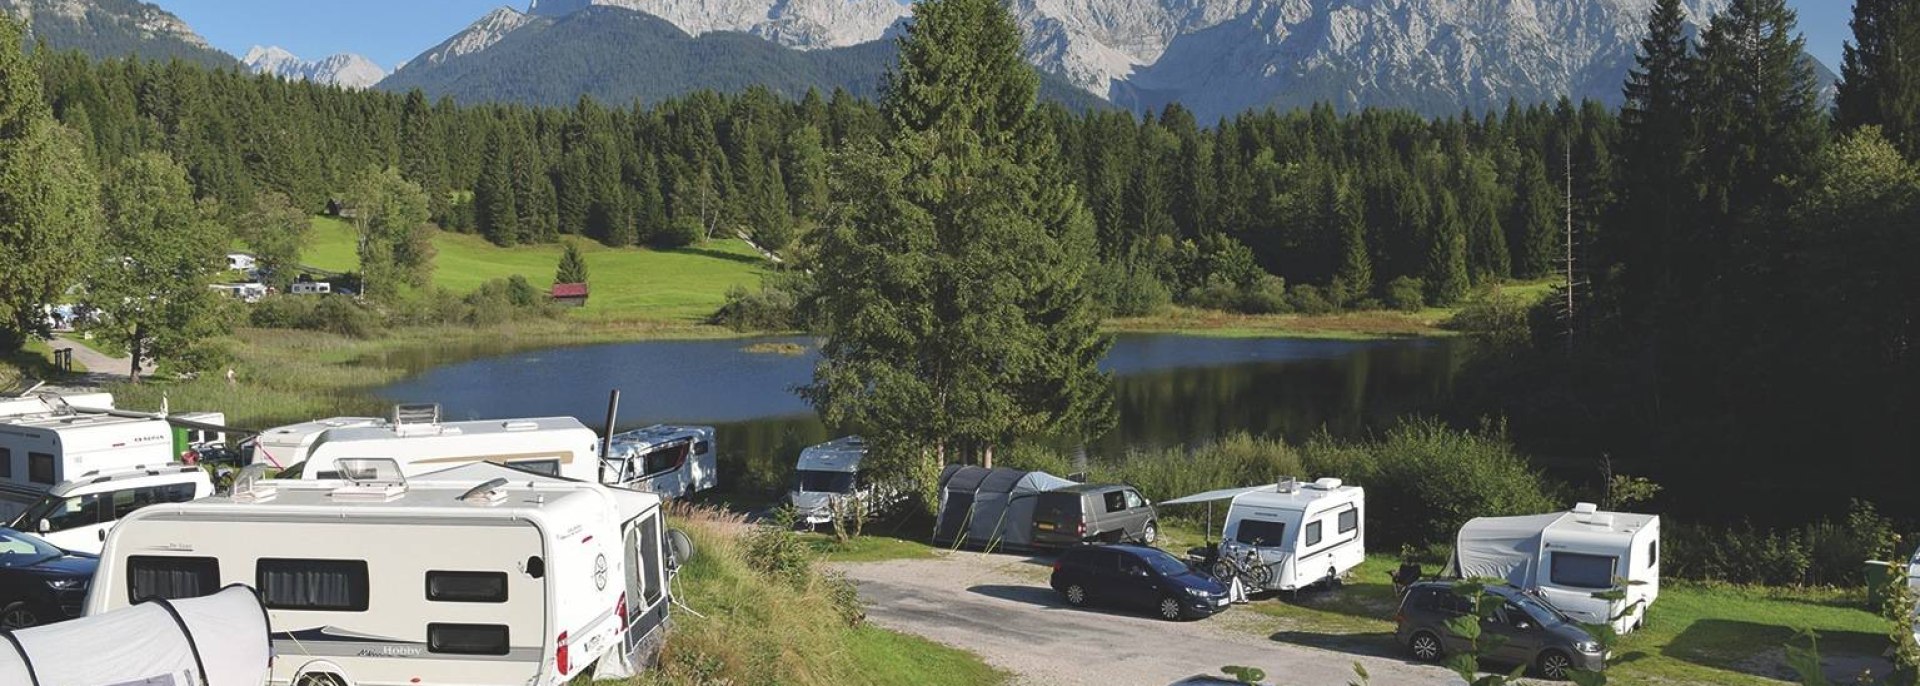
[1696,0,1826,224]
[0,18,100,353]
[804,0,1112,477]
[1608,0,1700,338]
[1508,155,1559,279]
[475,128,518,246]
[399,90,449,221]
[1330,174,1373,304]
[1838,0,1920,158]
[555,240,589,285]
[1427,191,1471,306]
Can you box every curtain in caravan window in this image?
[128,556,220,603]
[258,559,370,611]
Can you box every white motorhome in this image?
[0,392,115,420]
[280,406,601,482]
[1165,477,1368,592]
[89,460,678,686]
[786,436,902,527]
[8,464,213,554]
[242,416,383,470]
[290,281,331,295]
[1447,503,1661,633]
[605,424,717,498]
[0,413,178,521]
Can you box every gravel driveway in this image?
[837,551,1464,686]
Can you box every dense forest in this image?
[7,0,1920,526]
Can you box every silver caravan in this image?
[605,424,717,498]
[90,460,681,686]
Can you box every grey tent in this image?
[933,466,1078,550]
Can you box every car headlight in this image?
[1575,641,1603,654]
[45,578,84,590]
[1184,587,1210,597]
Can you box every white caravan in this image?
[89,460,678,686]
[241,416,383,470]
[787,436,895,526]
[605,424,717,498]
[8,464,213,554]
[1447,503,1661,633]
[1164,477,1368,592]
[280,406,601,482]
[0,413,178,521]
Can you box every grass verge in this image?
[634,507,1004,686]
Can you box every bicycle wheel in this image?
[1246,561,1274,589]
[1209,559,1237,583]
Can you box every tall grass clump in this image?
[1302,418,1557,549]
[640,506,1001,686]
[1089,433,1304,523]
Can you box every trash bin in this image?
[1866,560,1896,608]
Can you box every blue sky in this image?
[156,0,1853,73]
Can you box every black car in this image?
[1394,581,1606,680]
[1049,543,1229,621]
[0,527,96,629]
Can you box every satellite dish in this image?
[667,528,695,570]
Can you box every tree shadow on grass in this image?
[672,246,767,266]
[1664,619,1887,682]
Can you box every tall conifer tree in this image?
[1838,0,1920,158]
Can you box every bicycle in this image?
[1209,544,1274,590]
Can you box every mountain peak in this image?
[243,45,387,90]
[0,0,234,67]
[519,0,907,49]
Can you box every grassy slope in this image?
[302,217,767,322]
[637,509,1004,686]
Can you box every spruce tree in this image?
[1838,0,1920,158]
[475,128,518,246]
[555,240,590,285]
[804,0,1113,477]
[0,18,100,353]
[1426,191,1471,306]
[1610,0,1699,330]
[1696,0,1826,224]
[1508,155,1559,279]
[1330,174,1373,304]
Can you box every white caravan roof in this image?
[257,416,383,443]
[796,436,867,474]
[317,416,590,444]
[193,461,657,523]
[45,464,207,497]
[1164,478,1362,511]
[0,392,115,419]
[609,424,714,454]
[1,413,173,452]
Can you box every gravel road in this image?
[837,551,1464,686]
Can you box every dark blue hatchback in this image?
[1050,543,1229,621]
[0,527,95,629]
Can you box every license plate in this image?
[1214,598,1230,607]
[1037,523,1055,531]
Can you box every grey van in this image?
[1031,484,1157,547]
[1395,581,1607,680]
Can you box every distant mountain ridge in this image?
[243,46,387,90]
[0,0,233,68]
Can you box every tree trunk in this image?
[128,324,144,382]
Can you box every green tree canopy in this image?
[0,19,100,353]
[348,166,435,301]
[86,152,229,379]
[240,191,312,290]
[556,240,589,285]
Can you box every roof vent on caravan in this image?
[392,403,442,437]
[329,458,408,501]
[501,421,538,432]
[1572,502,1599,515]
[1310,478,1344,490]
[231,464,278,503]
[458,477,512,505]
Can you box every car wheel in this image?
[1140,522,1159,545]
[0,604,37,630]
[1158,597,1183,621]
[1064,584,1089,607]
[1537,650,1575,680]
[1408,631,1444,662]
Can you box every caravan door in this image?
[612,511,667,674]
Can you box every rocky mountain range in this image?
[0,0,231,67]
[242,46,386,90]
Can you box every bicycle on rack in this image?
[1209,544,1274,590]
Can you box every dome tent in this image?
[933,465,1079,551]
[0,584,269,686]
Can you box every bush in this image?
[505,275,539,309]
[654,216,705,249]
[1445,287,1533,350]
[1092,434,1305,520]
[1284,283,1336,315]
[1090,261,1172,317]
[1386,276,1425,312]
[1302,418,1558,549]
[247,295,380,338]
[712,284,801,332]
[1183,275,1288,315]
[1667,500,1897,586]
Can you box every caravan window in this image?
[110,483,198,520]
[796,470,855,493]
[1338,508,1358,534]
[1233,520,1286,547]
[1549,552,1618,590]
[0,447,10,478]
[1305,521,1323,547]
[427,623,510,656]
[427,571,509,603]
[128,556,220,603]
[258,559,370,612]
[27,453,53,484]
[509,460,561,477]
[694,441,711,455]
[642,444,686,477]
[632,513,664,607]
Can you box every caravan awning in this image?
[1162,485,1270,506]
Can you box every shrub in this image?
[1091,261,1172,317]
[1386,276,1425,312]
[1667,522,1811,586]
[1445,287,1533,350]
[1094,434,1305,520]
[1284,283,1336,315]
[1303,418,1557,549]
[247,295,380,338]
[654,216,705,249]
[712,284,801,332]
[505,275,539,309]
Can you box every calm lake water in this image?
[376,334,1467,496]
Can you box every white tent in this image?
[1446,512,1563,587]
[0,585,269,686]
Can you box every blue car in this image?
[1050,543,1229,621]
[0,527,96,629]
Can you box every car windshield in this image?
[1137,548,1191,576]
[0,529,62,568]
[795,470,855,493]
[1508,591,1571,626]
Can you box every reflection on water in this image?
[377,334,1466,498]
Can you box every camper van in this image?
[88,460,678,686]
[241,416,383,470]
[8,464,213,554]
[605,425,717,498]
[1164,477,1367,592]
[279,406,601,482]
[787,436,897,527]
[1447,503,1661,633]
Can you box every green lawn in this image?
[301,217,768,322]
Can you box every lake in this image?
[376,334,1467,497]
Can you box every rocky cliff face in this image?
[0,0,234,67]
[244,46,387,90]
[529,0,907,49]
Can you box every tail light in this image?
[1052,559,1063,572]
[1077,520,1087,537]
[556,631,570,674]
[617,592,629,630]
